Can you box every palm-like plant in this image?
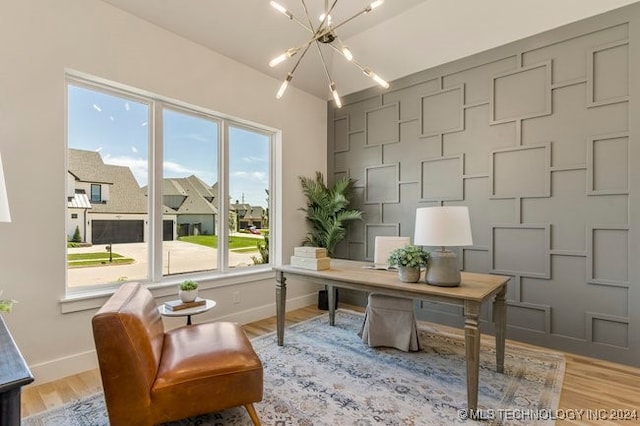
[299,171,363,256]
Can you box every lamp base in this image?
[425,249,461,287]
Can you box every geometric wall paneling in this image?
[463,248,491,274]
[420,155,464,201]
[419,85,465,137]
[490,143,551,199]
[365,103,400,146]
[520,84,628,168]
[364,223,400,261]
[364,164,399,204]
[587,132,629,195]
[587,40,629,107]
[382,183,422,238]
[507,303,551,333]
[329,4,637,365]
[522,24,628,85]
[491,61,552,124]
[491,224,551,278]
[442,56,518,105]
[335,131,382,184]
[443,103,516,176]
[338,96,382,132]
[333,116,349,152]
[463,178,514,248]
[586,313,629,348]
[383,79,439,120]
[384,122,434,180]
[587,226,629,287]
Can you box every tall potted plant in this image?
[299,171,362,256]
[299,172,363,309]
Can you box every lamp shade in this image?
[414,206,472,247]
[0,153,10,223]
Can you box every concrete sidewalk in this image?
[68,240,258,287]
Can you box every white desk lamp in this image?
[414,206,472,286]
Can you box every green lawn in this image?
[178,235,261,251]
[68,252,134,268]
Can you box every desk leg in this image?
[464,300,481,411]
[276,270,287,346]
[328,285,336,326]
[493,285,507,374]
[186,315,192,326]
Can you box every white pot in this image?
[179,289,198,303]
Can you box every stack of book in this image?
[290,247,330,271]
[164,297,206,311]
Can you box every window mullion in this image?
[150,101,164,282]
[218,121,229,271]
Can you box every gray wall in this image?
[328,4,639,366]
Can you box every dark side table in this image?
[0,315,34,426]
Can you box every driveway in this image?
[68,240,257,288]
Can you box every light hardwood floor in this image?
[21,305,640,425]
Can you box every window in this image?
[90,184,102,203]
[66,76,274,293]
[71,214,78,219]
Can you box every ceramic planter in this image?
[398,266,420,283]
[179,289,198,303]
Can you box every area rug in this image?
[23,310,565,425]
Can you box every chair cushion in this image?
[359,294,421,352]
[151,322,263,422]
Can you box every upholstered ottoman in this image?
[358,293,420,352]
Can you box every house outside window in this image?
[66,75,273,293]
[90,184,101,203]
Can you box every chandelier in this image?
[269,0,389,108]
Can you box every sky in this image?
[67,84,270,207]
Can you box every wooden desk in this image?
[274,259,509,411]
[0,315,34,426]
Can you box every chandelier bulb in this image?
[330,83,342,108]
[370,0,384,10]
[342,46,353,61]
[270,1,293,19]
[363,68,389,89]
[276,74,293,99]
[269,48,298,68]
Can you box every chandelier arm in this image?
[329,4,376,35]
[288,42,313,75]
[300,0,317,34]
[326,42,389,88]
[313,41,334,86]
[318,0,339,32]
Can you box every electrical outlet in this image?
[233,291,240,304]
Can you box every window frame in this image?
[65,73,277,299]
[90,184,102,203]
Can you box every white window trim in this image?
[62,71,280,312]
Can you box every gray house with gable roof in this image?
[67,148,178,244]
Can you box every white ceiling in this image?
[100,0,639,100]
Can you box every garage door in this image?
[92,220,144,244]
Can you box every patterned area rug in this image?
[23,310,565,425]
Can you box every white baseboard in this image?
[27,293,319,385]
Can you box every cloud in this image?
[92,104,102,112]
[131,146,138,153]
[125,102,130,111]
[242,155,266,163]
[141,121,148,127]
[232,170,268,184]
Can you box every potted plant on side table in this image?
[178,280,199,303]
[388,245,430,283]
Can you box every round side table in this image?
[158,299,216,325]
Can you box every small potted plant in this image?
[388,245,430,283]
[178,280,199,303]
[0,290,17,313]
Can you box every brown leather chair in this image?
[92,282,263,426]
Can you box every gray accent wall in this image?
[327,4,640,366]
